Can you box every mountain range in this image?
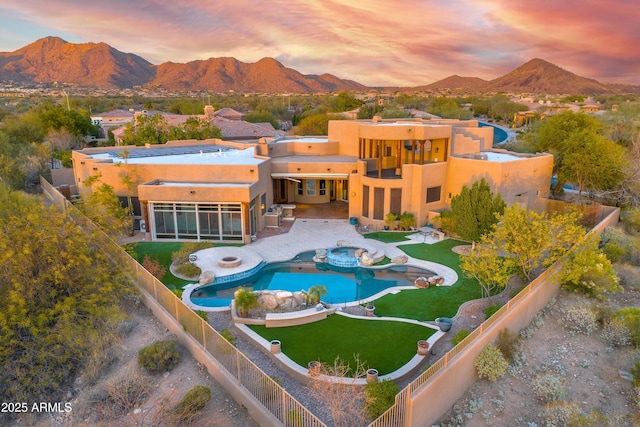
[1,36,638,95]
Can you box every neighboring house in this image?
[103,106,282,144]
[580,104,601,113]
[72,117,553,243]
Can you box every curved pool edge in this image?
[183,284,232,312]
[234,311,445,384]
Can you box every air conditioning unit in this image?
[139,219,146,233]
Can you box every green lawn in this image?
[369,239,483,321]
[248,315,435,375]
[124,241,245,289]
[364,231,415,243]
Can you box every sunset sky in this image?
[1,0,638,87]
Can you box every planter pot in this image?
[436,317,453,332]
[366,368,379,383]
[270,340,281,354]
[417,340,429,355]
[308,361,321,377]
[365,306,375,317]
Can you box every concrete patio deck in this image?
[189,219,458,287]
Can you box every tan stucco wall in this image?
[446,153,554,207]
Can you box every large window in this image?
[373,187,384,220]
[305,179,316,196]
[362,185,370,218]
[151,202,243,241]
[390,188,402,215]
[426,186,441,203]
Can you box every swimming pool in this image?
[189,251,435,307]
[479,121,509,145]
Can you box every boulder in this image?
[391,254,408,264]
[355,248,368,258]
[275,290,294,310]
[198,271,216,286]
[256,292,278,311]
[293,291,307,306]
[336,240,351,247]
[414,276,430,288]
[360,251,375,266]
[428,275,444,286]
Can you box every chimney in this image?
[204,105,215,119]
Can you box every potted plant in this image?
[384,212,399,231]
[307,285,327,305]
[234,288,258,317]
[364,302,375,317]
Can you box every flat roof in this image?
[147,181,253,188]
[273,137,329,143]
[85,145,263,166]
[484,152,528,162]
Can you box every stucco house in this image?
[72,117,553,242]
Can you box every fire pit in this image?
[218,256,241,268]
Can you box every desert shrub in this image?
[614,263,640,291]
[591,301,616,325]
[171,288,183,299]
[105,369,151,415]
[141,254,166,279]
[601,317,632,347]
[220,328,236,346]
[495,328,520,362]
[451,329,470,346]
[631,359,640,386]
[171,241,214,265]
[618,307,640,346]
[474,344,508,382]
[543,401,606,427]
[196,310,208,321]
[365,380,399,419]
[171,384,211,424]
[601,227,632,261]
[533,373,566,402]
[602,241,626,264]
[175,262,202,278]
[484,302,502,319]
[563,304,598,336]
[137,339,180,374]
[81,330,122,386]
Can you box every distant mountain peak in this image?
[1,37,638,95]
[0,37,367,93]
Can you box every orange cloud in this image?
[1,0,638,86]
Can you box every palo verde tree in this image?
[449,178,506,242]
[460,236,514,298]
[559,234,621,299]
[491,204,585,281]
[0,184,134,411]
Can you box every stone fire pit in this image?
[218,256,242,268]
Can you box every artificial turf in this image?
[370,239,483,321]
[248,314,436,375]
[364,231,416,243]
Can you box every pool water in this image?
[190,251,435,307]
[479,121,509,145]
